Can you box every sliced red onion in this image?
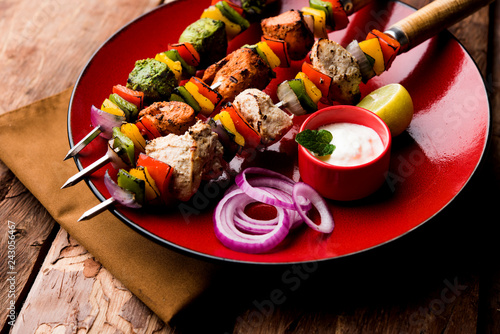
[235,167,298,210]
[346,40,376,83]
[234,215,276,235]
[104,170,142,209]
[213,168,334,253]
[277,81,307,116]
[90,105,126,139]
[213,188,291,254]
[302,14,314,34]
[292,182,334,233]
[263,187,305,229]
[106,140,129,170]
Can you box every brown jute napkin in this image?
[0,88,221,323]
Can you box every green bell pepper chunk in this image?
[109,93,139,121]
[163,49,197,77]
[117,169,145,206]
[309,0,334,28]
[112,127,135,167]
[216,1,250,30]
[288,79,317,113]
[169,93,186,103]
[173,86,201,114]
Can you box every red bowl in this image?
[298,105,392,201]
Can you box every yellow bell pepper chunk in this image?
[256,41,280,69]
[155,53,182,82]
[295,72,322,104]
[129,167,160,202]
[184,81,215,116]
[201,6,241,40]
[101,99,126,117]
[358,38,385,76]
[301,7,327,39]
[120,123,146,153]
[213,111,245,147]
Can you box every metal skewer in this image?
[275,100,285,108]
[61,153,112,189]
[78,197,116,221]
[64,126,102,160]
[61,143,125,189]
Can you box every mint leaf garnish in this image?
[295,129,335,156]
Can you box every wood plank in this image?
[478,0,500,332]
[1,0,495,333]
[0,0,161,115]
[0,166,58,332]
[0,0,162,333]
[9,229,172,334]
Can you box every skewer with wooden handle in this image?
[384,0,495,54]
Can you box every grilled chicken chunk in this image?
[138,101,196,136]
[261,9,314,61]
[145,120,224,201]
[233,89,293,145]
[202,47,274,104]
[310,39,362,105]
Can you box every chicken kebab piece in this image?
[200,0,373,105]
[260,0,373,61]
[61,101,198,189]
[77,87,294,221]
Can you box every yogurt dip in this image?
[315,122,384,167]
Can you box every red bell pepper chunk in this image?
[168,42,201,67]
[136,116,162,140]
[260,36,290,68]
[136,153,174,203]
[366,29,401,70]
[327,0,349,31]
[188,77,223,108]
[301,62,332,101]
[223,103,261,149]
[112,85,144,110]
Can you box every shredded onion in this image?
[90,105,126,139]
[104,170,142,208]
[346,40,376,83]
[107,140,129,170]
[213,167,334,253]
[277,81,307,116]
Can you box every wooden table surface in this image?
[1,0,499,333]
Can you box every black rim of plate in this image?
[67,0,492,266]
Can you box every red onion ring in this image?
[104,170,142,208]
[292,182,334,233]
[235,167,300,210]
[213,188,290,254]
[90,105,126,139]
[213,167,334,253]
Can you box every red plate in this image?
[68,0,490,264]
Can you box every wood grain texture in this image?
[0,0,497,333]
[10,229,172,334]
[390,0,494,52]
[0,0,163,333]
[0,0,162,115]
[0,168,57,332]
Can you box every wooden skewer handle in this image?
[386,0,495,53]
